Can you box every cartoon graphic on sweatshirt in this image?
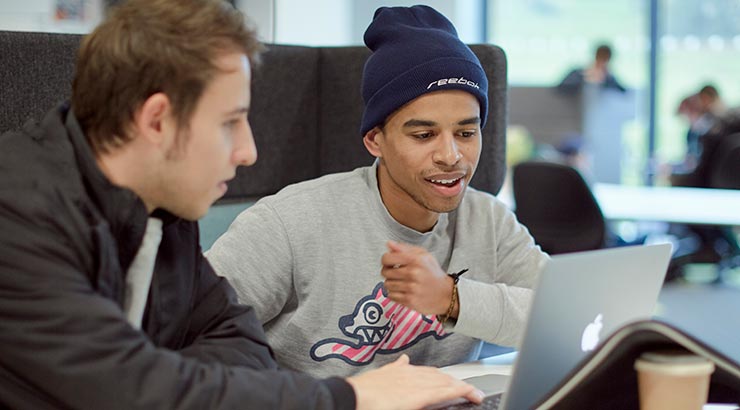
[310,282,449,365]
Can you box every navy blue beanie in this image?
[360,5,488,136]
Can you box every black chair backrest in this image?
[512,160,606,254]
[0,31,81,133]
[708,132,740,190]
[682,109,740,189]
[0,31,508,200]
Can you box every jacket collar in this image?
[62,104,152,271]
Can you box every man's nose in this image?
[233,119,257,167]
[432,133,462,166]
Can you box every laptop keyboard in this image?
[440,393,502,410]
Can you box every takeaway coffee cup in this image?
[634,349,715,410]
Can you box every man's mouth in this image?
[428,176,463,187]
[219,173,236,193]
[424,172,466,197]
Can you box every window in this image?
[488,0,740,185]
[487,0,648,184]
[656,0,740,175]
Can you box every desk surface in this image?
[440,352,515,380]
[593,183,740,226]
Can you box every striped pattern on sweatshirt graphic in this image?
[310,282,449,365]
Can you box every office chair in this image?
[708,132,740,190]
[512,160,607,254]
[668,129,740,280]
[706,132,740,275]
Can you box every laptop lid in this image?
[502,243,672,410]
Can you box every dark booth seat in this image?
[0,31,508,202]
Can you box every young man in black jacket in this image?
[0,0,482,409]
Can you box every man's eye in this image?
[460,130,477,138]
[414,132,433,140]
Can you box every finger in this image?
[380,253,403,268]
[386,240,422,254]
[393,354,410,366]
[420,383,478,408]
[382,269,423,287]
[384,289,409,305]
[386,240,404,253]
[464,388,486,405]
[381,266,410,280]
[383,278,411,294]
[381,251,415,268]
[429,382,482,404]
[383,281,407,296]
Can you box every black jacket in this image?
[0,104,355,409]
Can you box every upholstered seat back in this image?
[0,31,508,198]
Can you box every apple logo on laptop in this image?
[580,314,603,352]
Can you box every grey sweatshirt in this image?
[207,163,547,378]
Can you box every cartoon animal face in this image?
[342,300,391,344]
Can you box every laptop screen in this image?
[503,244,671,410]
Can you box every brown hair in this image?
[595,44,612,62]
[71,0,263,153]
[699,84,719,100]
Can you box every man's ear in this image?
[132,92,175,148]
[363,127,384,158]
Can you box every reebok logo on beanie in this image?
[427,77,481,90]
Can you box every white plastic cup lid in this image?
[635,350,715,376]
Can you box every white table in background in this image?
[593,183,740,226]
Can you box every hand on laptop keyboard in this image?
[346,354,485,410]
[437,394,502,410]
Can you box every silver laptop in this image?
[432,243,672,410]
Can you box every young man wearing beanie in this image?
[207,5,547,378]
[0,1,484,409]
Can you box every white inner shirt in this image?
[123,217,163,329]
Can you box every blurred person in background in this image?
[676,84,726,170]
[557,43,626,94]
